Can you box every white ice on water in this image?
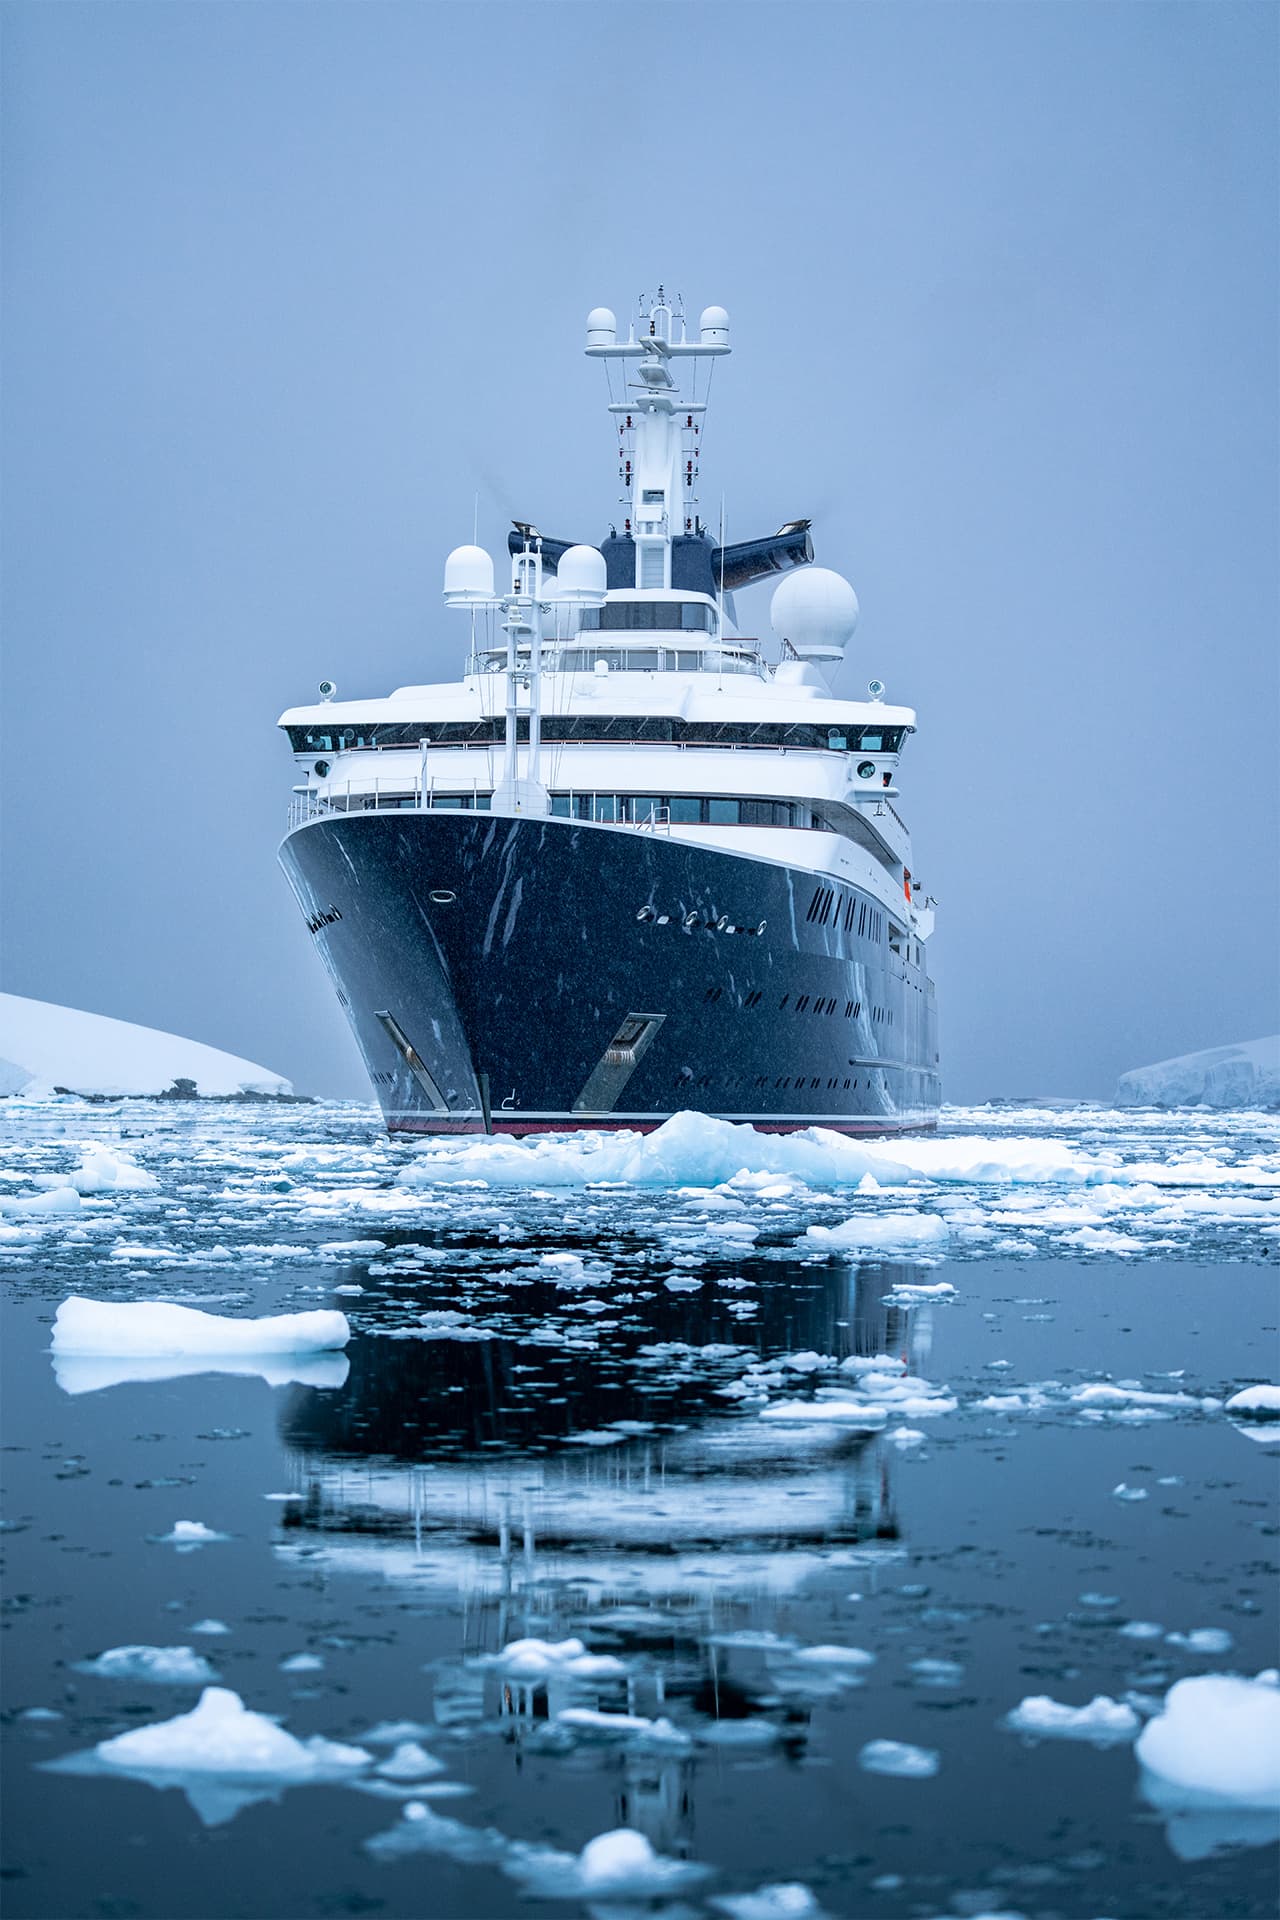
[367,1803,711,1900]
[1225,1384,1280,1419]
[1136,1674,1280,1861]
[857,1739,940,1778]
[46,1686,372,1828]
[1005,1695,1140,1744]
[76,1646,220,1685]
[50,1297,350,1357]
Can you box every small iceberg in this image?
[1225,1384,1280,1421]
[51,1297,350,1358]
[75,1646,219,1686]
[857,1739,940,1778]
[1136,1674,1280,1860]
[803,1213,949,1254]
[44,1686,371,1827]
[1004,1694,1139,1744]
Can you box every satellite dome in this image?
[549,544,607,606]
[443,544,495,606]
[699,305,730,346]
[770,567,859,663]
[586,307,617,348]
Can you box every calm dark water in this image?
[1,1104,1277,1919]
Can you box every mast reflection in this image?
[274,1257,939,1856]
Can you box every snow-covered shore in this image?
[0,994,293,1101]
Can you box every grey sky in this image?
[2,1,1276,1102]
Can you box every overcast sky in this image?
[2,1,1275,1102]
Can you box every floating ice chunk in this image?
[804,1214,949,1254]
[1136,1675,1280,1859]
[0,1185,81,1217]
[56,1686,371,1827]
[376,1741,445,1780]
[711,1883,823,1919]
[758,1399,887,1428]
[279,1653,324,1673]
[785,1644,875,1669]
[890,1427,927,1447]
[510,1825,711,1900]
[51,1297,350,1357]
[191,1620,230,1636]
[53,1351,349,1395]
[695,1717,780,1748]
[1071,1383,1198,1409]
[858,1739,940,1778]
[76,1646,218,1685]
[63,1144,159,1194]
[909,1658,964,1687]
[361,1720,434,1746]
[1166,1628,1233,1655]
[1118,1621,1164,1641]
[1004,1694,1139,1744]
[485,1637,627,1682]
[1113,1484,1149,1502]
[156,1520,229,1548]
[884,1279,956,1300]
[538,1251,586,1283]
[1225,1384,1280,1420]
[555,1708,670,1739]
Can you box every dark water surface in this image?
[1,1103,1277,1919]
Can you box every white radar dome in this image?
[770,567,859,663]
[443,544,495,606]
[549,544,607,606]
[699,305,730,346]
[586,307,617,347]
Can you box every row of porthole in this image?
[672,1073,876,1094]
[637,905,766,935]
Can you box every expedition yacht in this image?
[278,293,940,1133]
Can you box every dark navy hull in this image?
[279,812,940,1134]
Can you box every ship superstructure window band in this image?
[319,792,835,828]
[289,720,908,754]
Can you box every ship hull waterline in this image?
[279,811,940,1137]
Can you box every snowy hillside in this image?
[1116,1037,1279,1110]
[0,994,292,1100]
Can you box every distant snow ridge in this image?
[1116,1037,1279,1110]
[0,993,292,1099]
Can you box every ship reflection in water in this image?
[275,1259,934,1859]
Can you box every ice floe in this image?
[75,1646,219,1685]
[1136,1674,1280,1860]
[711,1883,823,1919]
[155,1520,230,1548]
[1225,1383,1280,1420]
[46,1686,371,1827]
[804,1213,949,1254]
[367,1803,711,1899]
[483,1636,628,1682]
[857,1738,940,1778]
[1004,1694,1140,1744]
[51,1297,350,1356]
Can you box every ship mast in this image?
[585,291,731,591]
